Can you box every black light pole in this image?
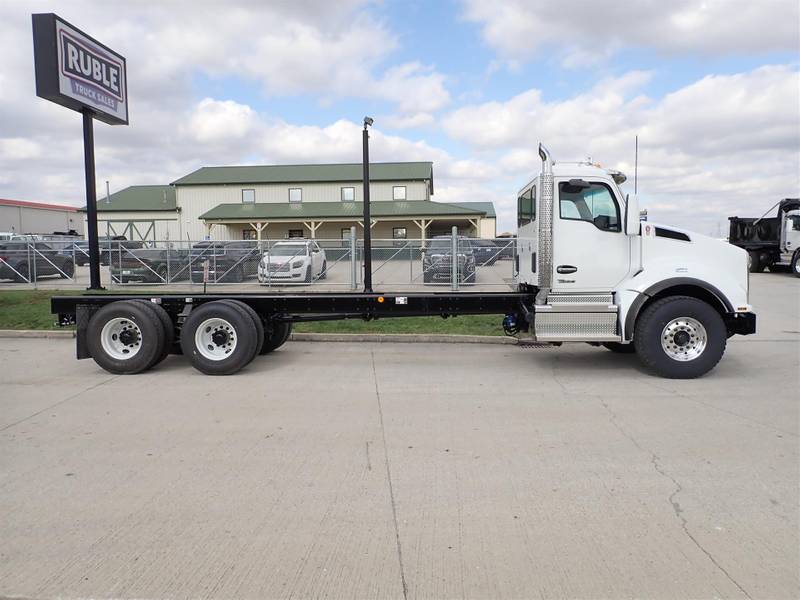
[82,108,103,290]
[362,116,373,293]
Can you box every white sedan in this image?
[258,240,327,283]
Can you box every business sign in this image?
[32,13,128,125]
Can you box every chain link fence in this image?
[0,230,519,291]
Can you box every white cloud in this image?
[186,99,259,144]
[463,0,800,66]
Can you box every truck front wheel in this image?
[792,251,800,278]
[634,296,726,379]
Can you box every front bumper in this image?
[726,311,756,336]
[258,263,306,281]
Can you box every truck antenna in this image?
[634,135,638,195]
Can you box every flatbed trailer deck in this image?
[52,290,534,364]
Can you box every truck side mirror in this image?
[625,194,640,236]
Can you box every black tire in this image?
[792,251,800,278]
[180,301,258,375]
[260,321,291,354]
[60,260,75,279]
[87,300,165,374]
[219,299,264,357]
[602,342,636,354]
[304,266,312,283]
[132,300,174,366]
[748,250,764,273]
[634,296,726,379]
[319,261,327,280]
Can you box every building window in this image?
[341,187,355,202]
[242,229,256,240]
[393,186,407,200]
[242,189,255,204]
[288,229,304,238]
[341,228,352,239]
[289,188,302,203]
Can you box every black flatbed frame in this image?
[52,290,534,324]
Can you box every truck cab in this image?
[511,144,755,378]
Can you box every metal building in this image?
[0,198,84,236]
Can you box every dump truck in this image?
[52,144,756,379]
[729,198,800,275]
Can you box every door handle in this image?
[556,265,578,274]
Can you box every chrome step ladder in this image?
[533,293,621,342]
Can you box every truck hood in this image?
[634,221,749,309]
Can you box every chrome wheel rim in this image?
[100,317,142,360]
[195,317,237,361]
[794,260,800,274]
[661,317,707,361]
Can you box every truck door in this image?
[551,178,631,291]
[783,212,800,254]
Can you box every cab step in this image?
[533,293,621,342]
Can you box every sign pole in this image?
[82,108,103,290]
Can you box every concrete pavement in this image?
[0,273,797,599]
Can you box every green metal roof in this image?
[451,202,496,218]
[199,200,485,221]
[172,162,434,190]
[79,185,176,212]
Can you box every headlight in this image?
[292,260,304,269]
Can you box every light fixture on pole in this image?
[362,116,373,293]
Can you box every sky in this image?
[0,0,798,235]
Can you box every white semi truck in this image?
[52,143,756,379]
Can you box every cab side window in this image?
[517,186,535,227]
[559,181,620,232]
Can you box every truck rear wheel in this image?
[634,296,726,379]
[260,321,292,354]
[131,300,174,366]
[87,300,165,374]
[180,301,258,375]
[219,300,265,357]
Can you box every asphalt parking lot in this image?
[0,273,797,599]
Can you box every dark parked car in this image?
[0,241,74,282]
[189,241,261,283]
[469,239,502,265]
[422,236,476,284]
[60,237,141,266]
[494,236,516,260]
[110,248,192,283]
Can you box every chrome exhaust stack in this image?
[536,143,554,304]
